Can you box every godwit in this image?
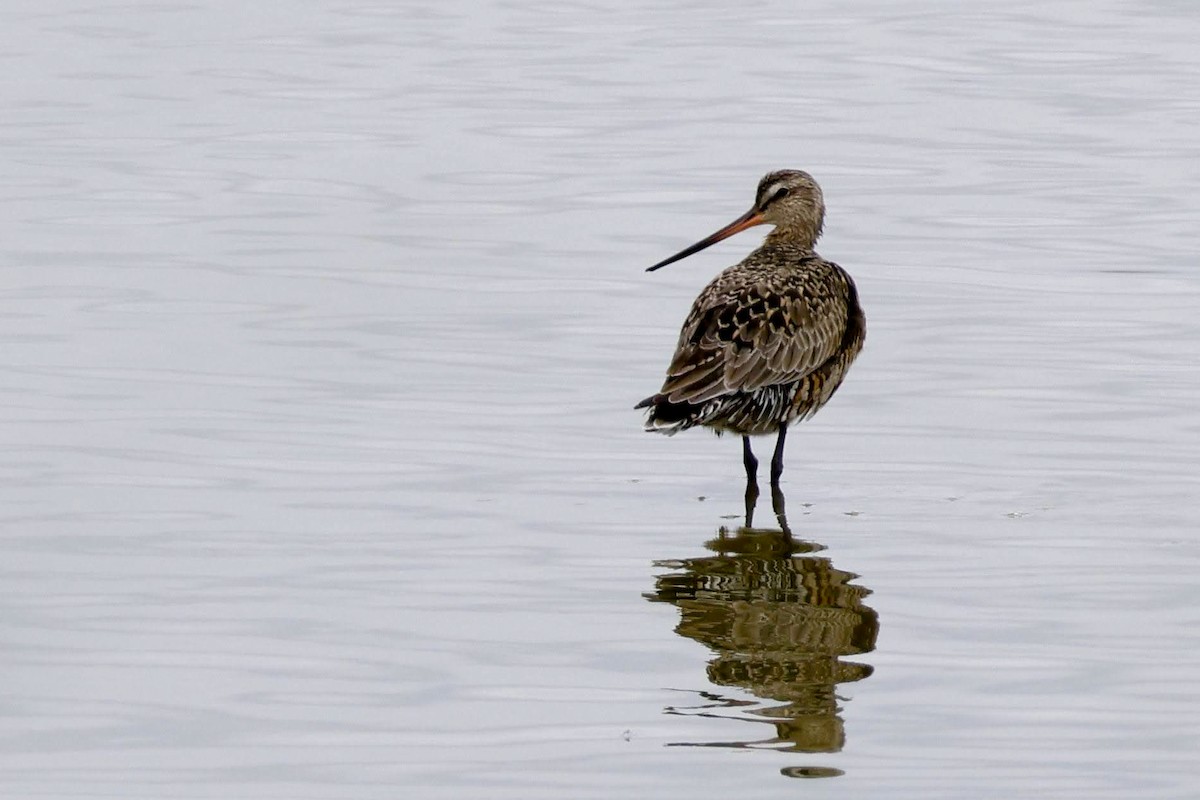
[636,170,865,487]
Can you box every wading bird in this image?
[636,170,865,488]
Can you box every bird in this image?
[636,169,866,488]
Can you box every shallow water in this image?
[3,1,1199,797]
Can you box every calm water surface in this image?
[2,1,1199,797]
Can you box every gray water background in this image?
[2,1,1199,797]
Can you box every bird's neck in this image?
[764,227,819,253]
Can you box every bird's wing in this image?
[658,268,849,405]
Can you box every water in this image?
[3,1,1199,797]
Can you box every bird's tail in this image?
[634,393,700,435]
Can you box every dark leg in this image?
[744,473,760,529]
[770,481,792,538]
[742,435,759,482]
[770,423,788,486]
[743,436,760,528]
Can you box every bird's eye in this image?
[770,187,790,203]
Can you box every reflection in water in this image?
[646,483,878,778]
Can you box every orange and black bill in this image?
[646,208,766,272]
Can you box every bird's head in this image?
[647,169,826,272]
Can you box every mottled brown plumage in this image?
[637,170,865,485]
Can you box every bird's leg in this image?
[744,473,760,529]
[743,435,760,527]
[742,435,759,483]
[770,423,788,486]
[770,481,792,538]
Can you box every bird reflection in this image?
[645,482,878,774]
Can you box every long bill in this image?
[646,207,766,272]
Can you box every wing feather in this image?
[656,255,850,406]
